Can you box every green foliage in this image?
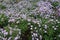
[0,0,60,40]
[0,14,8,27]
[18,19,28,33]
[52,1,59,7]
[0,4,6,9]
[4,27,21,40]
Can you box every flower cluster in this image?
[0,26,21,40]
[37,1,53,15]
[0,0,60,40]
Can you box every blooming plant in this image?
[0,0,60,40]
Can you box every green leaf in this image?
[47,28,54,36]
[18,19,28,33]
[44,35,49,40]
[0,14,8,27]
[52,1,59,7]
[0,4,6,9]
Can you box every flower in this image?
[37,1,53,14]
[44,25,48,29]
[8,18,15,22]
[17,1,32,9]
[20,14,27,19]
[58,8,60,16]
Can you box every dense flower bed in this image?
[0,0,60,40]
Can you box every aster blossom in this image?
[37,1,53,14]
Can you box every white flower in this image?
[27,18,31,22]
[14,37,19,40]
[8,19,15,22]
[40,35,42,40]
[30,28,33,30]
[57,21,60,23]
[32,37,34,40]
[34,27,37,29]
[33,33,38,37]
[54,28,57,30]
[38,25,41,27]
[36,30,38,33]
[28,23,31,25]
[10,30,13,35]
[31,25,33,28]
[2,38,7,40]
[16,21,20,24]
[36,39,39,40]
[58,34,60,37]
[52,26,55,28]
[8,37,12,40]
[56,19,58,22]
[32,20,37,23]
[20,14,27,19]
[44,30,47,33]
[44,25,48,29]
